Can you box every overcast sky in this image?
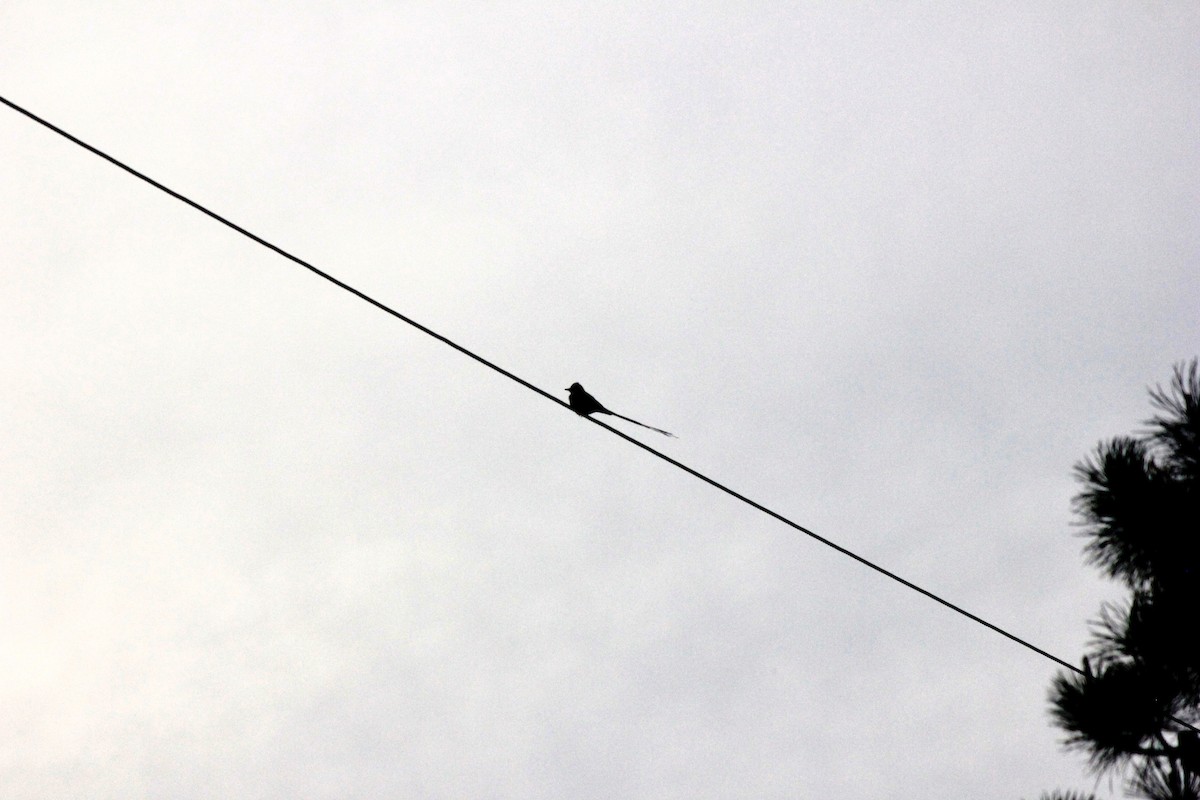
[2,2,1198,798]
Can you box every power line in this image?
[0,92,1094,673]
[6,95,1192,730]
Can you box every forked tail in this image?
[609,412,676,438]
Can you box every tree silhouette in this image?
[1028,791,1099,800]
[1042,360,1200,800]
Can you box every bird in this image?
[566,382,676,437]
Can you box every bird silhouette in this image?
[566,383,676,437]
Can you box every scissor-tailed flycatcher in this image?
[566,382,676,438]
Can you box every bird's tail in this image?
[609,412,677,438]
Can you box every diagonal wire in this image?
[0,95,559,410]
[8,94,1197,734]
[0,92,1105,673]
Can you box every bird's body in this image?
[566,382,675,437]
[566,383,611,417]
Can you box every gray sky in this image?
[2,2,1198,798]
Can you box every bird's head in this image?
[567,382,583,393]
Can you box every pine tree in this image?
[1046,360,1200,800]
